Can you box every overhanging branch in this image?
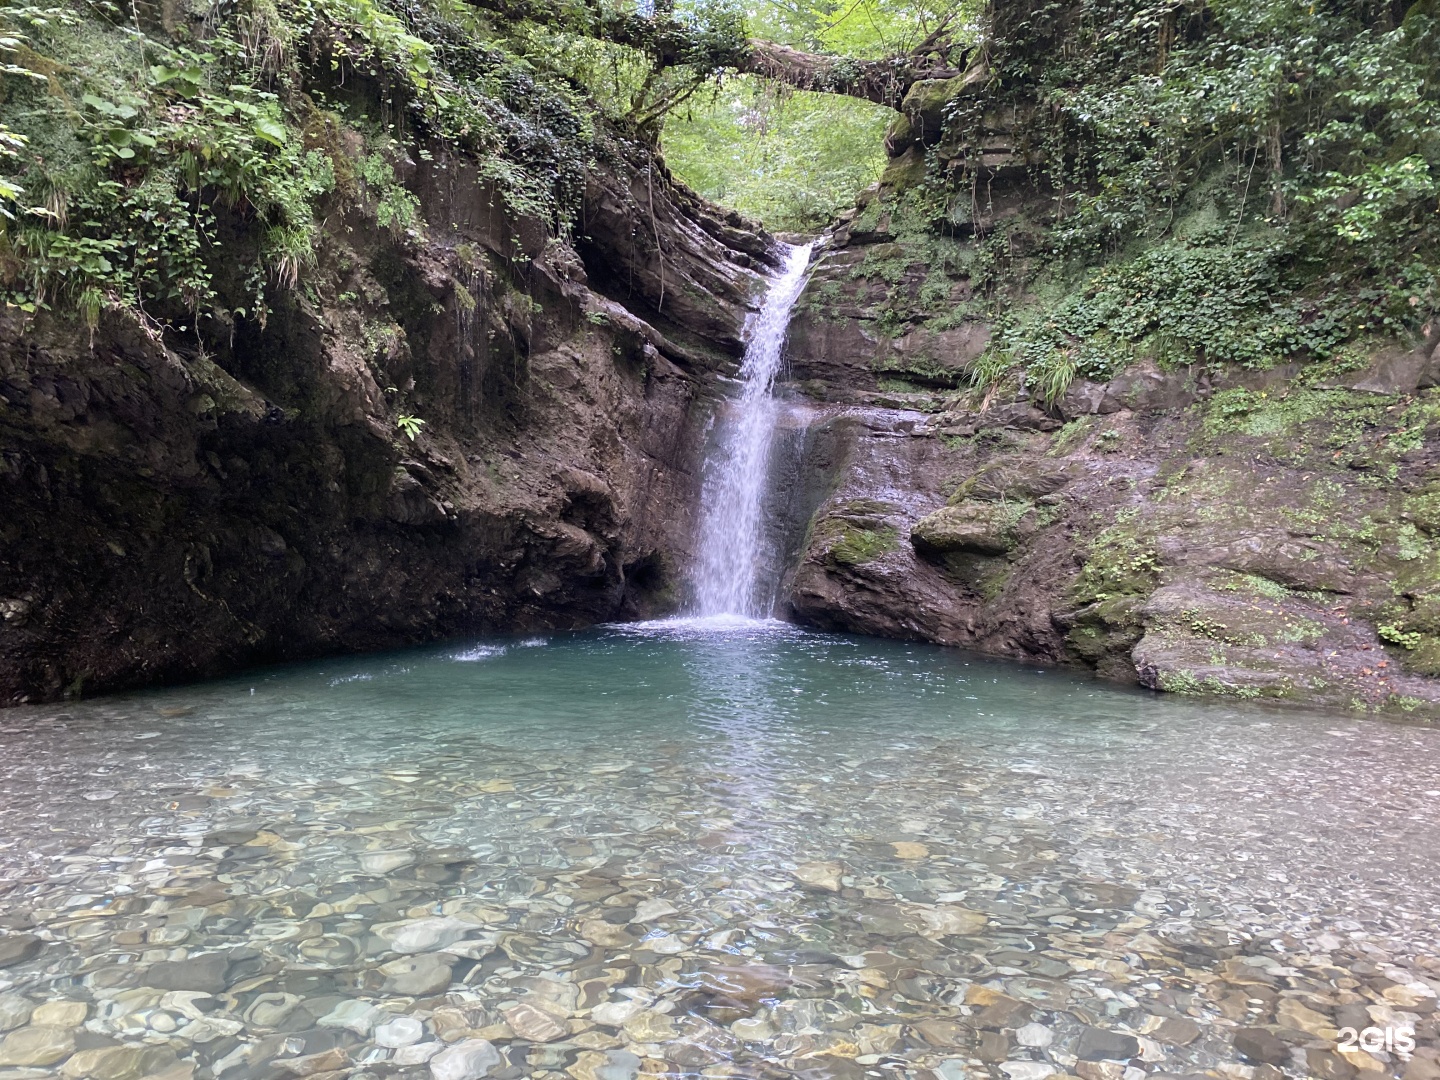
[461,0,965,108]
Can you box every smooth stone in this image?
[621,1011,676,1042]
[145,954,229,992]
[29,1002,85,1028]
[395,1041,443,1065]
[570,1048,642,1080]
[1144,1016,1201,1046]
[1306,1049,1360,1080]
[82,790,119,801]
[578,920,635,948]
[591,1001,643,1027]
[375,1016,425,1048]
[60,1045,180,1080]
[380,953,455,996]
[0,1026,76,1067]
[1276,1000,1337,1038]
[1016,1023,1054,1048]
[378,917,471,954]
[0,997,32,1032]
[794,861,843,892]
[274,1047,349,1076]
[935,1062,969,1080]
[912,905,988,936]
[0,937,43,971]
[1078,1063,1126,1080]
[644,933,686,954]
[631,899,676,923]
[1234,1028,1291,1066]
[176,1016,244,1043]
[359,849,415,874]
[317,1000,379,1036]
[430,1037,501,1080]
[1076,1026,1141,1061]
[730,1017,776,1041]
[244,992,301,1030]
[157,992,216,1021]
[1001,1064,1056,1080]
[891,842,929,859]
[501,1003,566,1043]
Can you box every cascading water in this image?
[692,241,814,617]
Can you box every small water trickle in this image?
[692,241,815,617]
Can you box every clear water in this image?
[1,622,1437,1078]
[693,244,815,617]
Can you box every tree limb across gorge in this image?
[459,0,967,108]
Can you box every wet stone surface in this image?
[0,621,1437,1080]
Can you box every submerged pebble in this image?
[0,625,1436,1079]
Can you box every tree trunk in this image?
[458,0,963,107]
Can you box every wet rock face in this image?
[782,256,1440,714]
[0,141,767,705]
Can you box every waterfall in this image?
[692,242,814,618]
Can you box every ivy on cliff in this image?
[940,0,1440,398]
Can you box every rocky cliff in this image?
[776,195,1440,718]
[0,133,773,704]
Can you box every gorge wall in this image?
[768,65,1440,718]
[0,133,774,704]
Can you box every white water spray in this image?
[692,242,814,617]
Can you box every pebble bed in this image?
[0,623,1436,1080]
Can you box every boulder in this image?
[912,501,1019,556]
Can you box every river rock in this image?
[631,899,677,922]
[570,1048,642,1080]
[377,917,471,953]
[1016,1023,1054,1048]
[31,1001,86,1027]
[622,1010,677,1042]
[396,1041,444,1065]
[0,935,43,970]
[794,861,843,891]
[890,841,930,859]
[360,849,416,874]
[0,1025,76,1067]
[1234,1028,1291,1065]
[430,1037,501,1080]
[275,1046,349,1076]
[316,999,379,1035]
[1075,1026,1140,1061]
[1001,1062,1056,1080]
[60,1044,181,1080]
[501,1002,566,1042]
[910,904,987,936]
[380,953,455,996]
[591,1000,644,1027]
[1276,999,1336,1037]
[0,996,32,1032]
[145,953,230,992]
[375,1016,425,1047]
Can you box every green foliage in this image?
[939,0,1440,396]
[396,413,425,439]
[827,522,897,566]
[1074,514,1160,603]
[661,78,887,230]
[658,0,977,229]
[0,0,612,333]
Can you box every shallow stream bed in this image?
[0,620,1437,1080]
